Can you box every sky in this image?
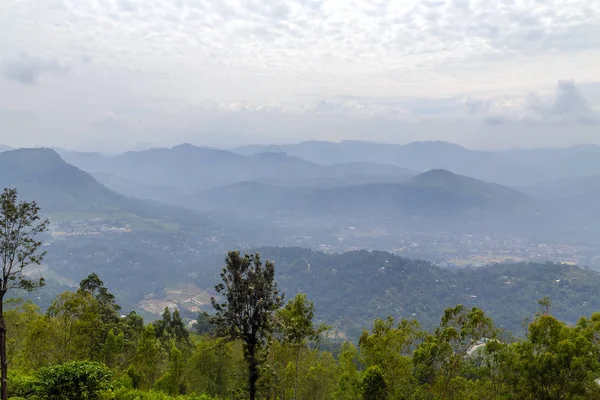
[1,0,600,152]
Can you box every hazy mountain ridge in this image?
[193,169,531,219]
[60,144,415,197]
[234,140,600,186]
[0,148,217,230]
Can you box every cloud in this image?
[1,0,600,149]
[2,54,69,85]
[461,80,600,125]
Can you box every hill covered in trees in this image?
[248,247,600,337]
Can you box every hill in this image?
[0,148,126,213]
[193,169,530,219]
[240,247,600,336]
[59,144,415,198]
[0,148,215,230]
[500,144,600,181]
[233,140,544,186]
[520,174,600,200]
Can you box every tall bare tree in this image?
[0,188,48,400]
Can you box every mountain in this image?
[0,145,12,152]
[0,148,214,229]
[193,169,530,221]
[91,172,187,204]
[59,144,415,198]
[520,174,600,200]
[233,140,546,186]
[499,145,600,181]
[0,148,125,213]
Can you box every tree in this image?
[276,293,328,400]
[514,314,600,400]
[78,273,120,325]
[413,305,496,399]
[0,188,48,400]
[211,251,283,400]
[359,317,421,398]
[156,343,185,396]
[153,307,191,348]
[194,311,215,335]
[361,365,387,400]
[47,290,103,362]
[132,324,165,389]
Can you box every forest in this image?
[5,270,600,400]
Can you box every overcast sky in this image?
[1,0,599,152]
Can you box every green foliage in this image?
[101,387,217,400]
[1,188,49,400]
[359,317,421,398]
[155,344,185,396]
[6,371,35,398]
[336,342,361,400]
[276,293,329,400]
[153,308,191,348]
[0,188,49,296]
[361,365,387,400]
[211,251,284,400]
[132,325,165,390]
[5,251,600,400]
[192,312,215,336]
[34,361,113,400]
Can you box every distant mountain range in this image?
[58,144,415,198]
[193,169,530,219]
[0,148,214,230]
[234,140,600,186]
[4,142,600,240]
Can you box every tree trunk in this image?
[294,346,300,400]
[248,344,258,400]
[0,295,7,400]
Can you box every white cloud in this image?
[2,54,69,85]
[461,80,600,125]
[0,0,599,149]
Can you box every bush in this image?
[7,370,36,398]
[35,361,113,400]
[101,388,217,399]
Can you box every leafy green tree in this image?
[155,343,184,396]
[359,317,421,399]
[336,342,361,400]
[211,251,284,400]
[184,337,246,398]
[276,293,328,400]
[153,307,191,348]
[132,325,165,390]
[514,314,600,400]
[194,311,215,336]
[34,360,112,400]
[79,273,120,325]
[361,365,387,400]
[0,188,48,400]
[47,290,103,362]
[413,305,496,399]
[100,329,124,369]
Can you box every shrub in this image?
[35,360,113,400]
[101,388,217,399]
[7,370,36,398]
